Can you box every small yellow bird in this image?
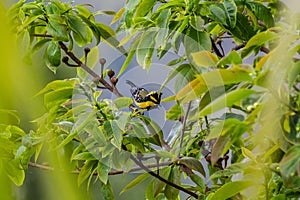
[126,80,162,110]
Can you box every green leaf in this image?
[72,152,97,160]
[32,38,52,53]
[217,50,242,66]
[67,15,92,46]
[228,13,255,41]
[165,166,180,200]
[97,162,110,184]
[117,36,139,77]
[111,7,125,24]
[199,89,256,116]
[43,88,73,110]
[46,41,61,67]
[0,109,20,125]
[157,1,185,11]
[210,119,248,164]
[36,78,77,96]
[246,2,274,28]
[136,30,157,69]
[178,157,206,176]
[111,120,123,149]
[120,173,150,194]
[78,160,97,186]
[96,23,126,55]
[114,97,133,109]
[135,0,156,17]
[209,4,227,26]
[242,30,278,58]
[160,64,196,94]
[279,145,300,182]
[5,160,25,186]
[166,104,184,120]
[210,163,248,180]
[176,68,252,103]
[241,147,256,161]
[184,27,211,66]
[224,0,237,28]
[191,51,219,67]
[46,21,69,41]
[100,180,114,200]
[77,14,101,45]
[211,181,254,200]
[190,174,205,190]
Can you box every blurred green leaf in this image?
[121,172,150,194]
[211,181,254,200]
[100,180,114,200]
[136,30,157,70]
[199,89,256,116]
[5,160,25,186]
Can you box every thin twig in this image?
[232,44,245,51]
[32,34,53,38]
[129,155,199,199]
[28,161,173,176]
[178,101,192,158]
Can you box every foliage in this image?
[3,0,300,199]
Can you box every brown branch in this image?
[28,161,173,176]
[129,155,199,199]
[210,37,224,57]
[58,41,123,97]
[178,101,192,158]
[32,34,53,38]
[232,44,245,51]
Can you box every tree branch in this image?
[129,155,199,199]
[210,37,224,57]
[28,161,173,176]
[58,41,123,97]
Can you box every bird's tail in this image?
[126,80,137,87]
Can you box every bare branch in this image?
[129,155,199,199]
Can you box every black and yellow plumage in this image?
[126,80,162,110]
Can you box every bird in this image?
[126,80,162,110]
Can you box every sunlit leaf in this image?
[192,51,219,67]
[176,68,252,103]
[120,172,150,194]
